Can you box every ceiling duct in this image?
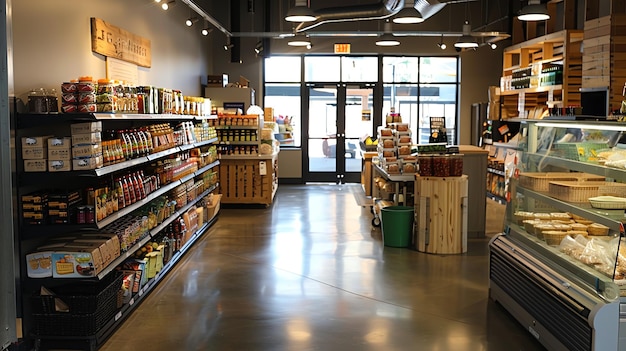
[295,0,405,32]
[413,0,446,20]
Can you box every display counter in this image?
[219,152,279,206]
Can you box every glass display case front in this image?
[506,119,626,300]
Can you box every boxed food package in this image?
[22,147,47,160]
[63,243,104,274]
[48,148,71,160]
[22,136,51,148]
[70,121,102,134]
[24,159,47,172]
[26,251,53,278]
[48,159,71,172]
[71,132,102,146]
[72,144,101,158]
[72,155,103,170]
[73,239,111,267]
[48,137,72,149]
[121,272,136,303]
[121,259,148,292]
[51,249,101,278]
[144,252,159,279]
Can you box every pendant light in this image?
[288,34,311,47]
[392,1,424,24]
[376,20,400,47]
[285,0,317,22]
[518,0,550,21]
[454,21,478,49]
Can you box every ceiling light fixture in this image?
[490,42,497,49]
[518,0,550,21]
[392,6,424,24]
[454,21,478,49]
[161,0,174,10]
[437,34,446,50]
[376,20,399,47]
[154,0,162,3]
[224,37,233,51]
[201,26,212,36]
[285,0,317,22]
[288,34,312,47]
[186,17,199,27]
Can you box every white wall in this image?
[12,0,211,101]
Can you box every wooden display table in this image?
[414,175,468,254]
[361,151,377,197]
[219,152,278,206]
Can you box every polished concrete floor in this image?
[100,184,545,351]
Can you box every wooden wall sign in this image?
[90,17,151,68]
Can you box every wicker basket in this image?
[519,172,604,192]
[548,181,626,202]
[543,231,569,246]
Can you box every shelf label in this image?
[115,311,122,321]
[129,298,135,306]
[259,161,267,175]
[138,288,144,297]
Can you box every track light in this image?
[202,27,212,36]
[490,43,497,49]
[154,0,162,3]
[224,37,234,51]
[161,0,174,10]
[454,21,478,49]
[254,40,264,56]
[186,17,199,27]
[437,34,446,50]
[285,0,317,22]
[518,0,550,21]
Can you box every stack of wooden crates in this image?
[582,13,626,111]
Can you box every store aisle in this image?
[100,184,544,351]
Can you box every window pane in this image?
[419,57,457,83]
[383,57,418,83]
[305,56,340,82]
[383,83,418,143]
[265,56,301,82]
[419,83,458,144]
[341,57,378,82]
[264,83,301,147]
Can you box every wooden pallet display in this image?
[218,157,277,205]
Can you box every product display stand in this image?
[219,152,279,206]
[372,163,414,206]
[414,175,468,254]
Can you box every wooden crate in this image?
[414,175,468,254]
[218,156,278,206]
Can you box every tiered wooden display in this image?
[582,14,626,111]
[500,30,583,118]
[414,176,468,254]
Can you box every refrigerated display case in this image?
[490,118,626,351]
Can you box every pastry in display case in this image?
[490,118,626,351]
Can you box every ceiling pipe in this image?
[295,0,405,32]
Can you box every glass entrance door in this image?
[305,84,374,183]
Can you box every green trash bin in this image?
[380,206,414,248]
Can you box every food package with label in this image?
[51,249,101,278]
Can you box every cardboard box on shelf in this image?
[48,159,71,172]
[51,249,101,278]
[24,159,47,172]
[71,132,102,145]
[72,144,101,158]
[48,137,72,149]
[72,155,103,170]
[22,147,47,160]
[22,136,51,148]
[48,148,71,160]
[26,251,53,278]
[70,121,102,134]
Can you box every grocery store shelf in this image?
[96,235,153,280]
[214,125,259,130]
[218,141,259,145]
[488,168,505,176]
[95,180,181,229]
[17,113,218,128]
[193,137,218,148]
[499,85,563,96]
[93,113,195,120]
[194,161,219,177]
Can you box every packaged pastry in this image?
[398,146,411,155]
[570,223,588,232]
[523,219,540,234]
[543,231,568,246]
[387,162,400,174]
[383,139,395,148]
[380,128,393,137]
[398,135,412,144]
[402,163,416,174]
[514,211,535,225]
[534,213,552,220]
[550,212,571,220]
[533,224,555,238]
[567,230,588,237]
[552,224,572,231]
[396,123,409,132]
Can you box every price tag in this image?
[115,311,122,321]
[138,288,144,297]
[259,161,267,175]
[129,298,135,306]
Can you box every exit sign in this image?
[334,43,351,54]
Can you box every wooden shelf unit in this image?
[500,30,583,118]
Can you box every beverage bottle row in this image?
[102,128,155,165]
